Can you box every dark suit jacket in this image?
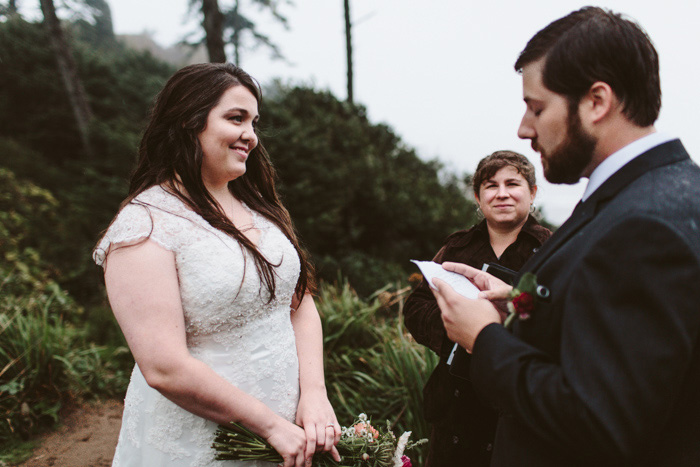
[470,140,700,466]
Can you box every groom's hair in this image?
[514,6,661,127]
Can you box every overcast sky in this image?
[106,0,700,225]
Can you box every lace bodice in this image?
[94,186,301,467]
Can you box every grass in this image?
[0,269,130,449]
[318,280,438,464]
[0,438,36,466]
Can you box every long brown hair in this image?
[118,63,314,300]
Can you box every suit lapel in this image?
[520,139,689,275]
[520,199,594,272]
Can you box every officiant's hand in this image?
[432,278,501,352]
[296,388,341,465]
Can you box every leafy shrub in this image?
[0,168,129,444]
[261,85,479,295]
[0,16,172,166]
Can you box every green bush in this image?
[0,168,129,445]
[0,16,172,166]
[261,84,479,295]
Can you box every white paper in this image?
[411,260,481,299]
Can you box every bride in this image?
[94,63,341,467]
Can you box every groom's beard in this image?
[539,110,597,185]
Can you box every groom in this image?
[432,7,700,466]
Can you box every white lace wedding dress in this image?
[94,186,300,467]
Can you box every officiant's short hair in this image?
[472,150,536,196]
[514,6,661,127]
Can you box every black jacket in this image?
[405,216,551,467]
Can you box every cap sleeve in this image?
[92,201,176,267]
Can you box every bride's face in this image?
[198,85,259,187]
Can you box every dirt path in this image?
[16,399,122,467]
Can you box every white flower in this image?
[358,413,368,422]
[392,431,411,467]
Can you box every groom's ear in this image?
[579,81,615,126]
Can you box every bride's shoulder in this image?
[93,186,186,266]
[121,185,194,221]
[132,185,182,209]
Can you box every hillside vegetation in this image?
[0,13,489,464]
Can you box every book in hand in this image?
[481,262,518,285]
[410,260,480,299]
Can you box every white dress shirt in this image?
[581,131,675,201]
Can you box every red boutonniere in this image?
[504,273,538,328]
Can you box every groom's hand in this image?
[441,261,513,299]
[441,262,513,320]
[432,278,500,352]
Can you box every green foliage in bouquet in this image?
[213,414,425,466]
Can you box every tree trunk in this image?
[201,0,227,63]
[39,0,93,159]
[232,0,240,65]
[343,0,353,104]
[91,0,116,45]
[9,0,18,14]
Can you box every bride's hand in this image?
[296,389,342,465]
[265,417,308,467]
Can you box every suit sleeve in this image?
[470,216,700,462]
[404,244,454,357]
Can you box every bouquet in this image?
[212,413,426,466]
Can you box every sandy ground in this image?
[15,399,122,467]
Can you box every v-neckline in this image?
[237,202,263,249]
[153,185,267,250]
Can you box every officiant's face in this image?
[476,165,535,229]
[198,85,260,186]
[517,59,596,184]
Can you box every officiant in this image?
[404,150,551,467]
